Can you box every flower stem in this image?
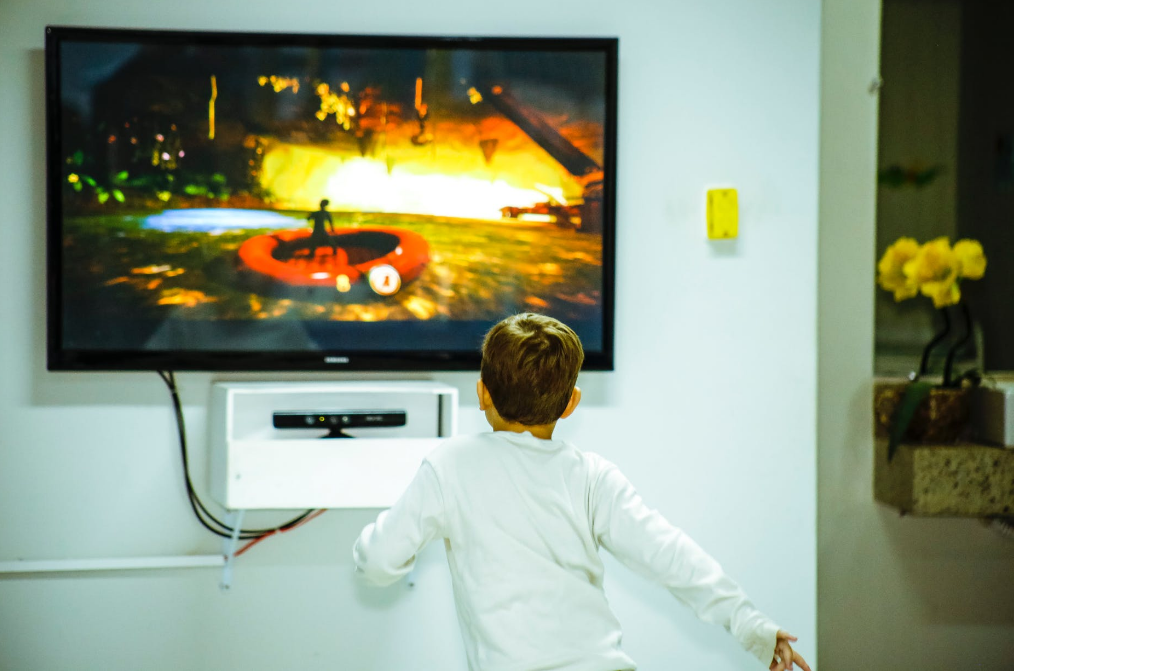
[942,301,973,387]
[919,306,952,378]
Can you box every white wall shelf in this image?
[209,380,457,509]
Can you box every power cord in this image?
[235,509,327,557]
[158,371,316,540]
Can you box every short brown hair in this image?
[481,313,584,425]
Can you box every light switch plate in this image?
[707,188,738,239]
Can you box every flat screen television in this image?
[45,26,616,371]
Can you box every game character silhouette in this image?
[305,199,337,259]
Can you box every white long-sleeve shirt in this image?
[353,431,781,670]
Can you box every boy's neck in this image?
[489,416,558,440]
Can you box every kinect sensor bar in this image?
[273,410,407,432]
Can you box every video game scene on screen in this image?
[56,41,606,348]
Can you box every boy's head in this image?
[319,198,330,209]
[479,313,584,427]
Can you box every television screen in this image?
[45,27,616,371]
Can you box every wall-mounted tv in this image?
[45,27,616,371]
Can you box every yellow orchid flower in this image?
[953,239,987,280]
[903,237,962,308]
[877,237,921,301]
[877,236,986,309]
[923,278,961,308]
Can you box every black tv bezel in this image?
[45,26,617,372]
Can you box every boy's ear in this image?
[559,386,582,419]
[476,379,492,411]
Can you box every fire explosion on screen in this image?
[57,41,606,352]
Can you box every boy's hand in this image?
[769,630,811,671]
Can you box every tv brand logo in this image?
[325,356,350,364]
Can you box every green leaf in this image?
[82,176,97,187]
[887,381,932,462]
[97,191,109,204]
[114,170,129,183]
[71,182,82,192]
[72,150,84,165]
[184,185,208,196]
[112,189,125,203]
[210,173,227,184]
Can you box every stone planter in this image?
[873,438,1013,516]
[874,381,972,443]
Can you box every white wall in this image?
[817,2,1014,669]
[0,1,820,669]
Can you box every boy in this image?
[354,313,809,671]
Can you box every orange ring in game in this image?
[237,227,430,290]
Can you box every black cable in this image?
[158,371,314,539]
[160,370,312,538]
[158,371,239,538]
[161,371,267,538]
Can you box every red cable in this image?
[233,509,327,557]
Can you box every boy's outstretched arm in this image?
[589,459,809,670]
[353,461,447,586]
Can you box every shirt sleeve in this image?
[589,459,781,667]
[353,460,447,587]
